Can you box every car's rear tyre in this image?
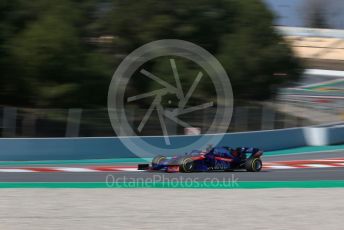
[245,158,262,172]
[180,157,194,173]
[152,155,166,165]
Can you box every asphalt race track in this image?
[0,151,343,183]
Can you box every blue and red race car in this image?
[138,146,263,173]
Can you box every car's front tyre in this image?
[152,155,166,169]
[179,157,194,172]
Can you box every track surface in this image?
[0,151,343,183]
[2,189,344,229]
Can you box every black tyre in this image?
[245,158,262,172]
[152,155,166,165]
[179,157,194,173]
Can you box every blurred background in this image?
[0,0,343,137]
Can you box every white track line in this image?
[301,164,336,168]
[264,165,298,169]
[115,168,140,172]
[0,169,35,172]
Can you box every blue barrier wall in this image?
[0,128,307,161]
[327,126,344,145]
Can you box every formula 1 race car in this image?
[138,146,263,173]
